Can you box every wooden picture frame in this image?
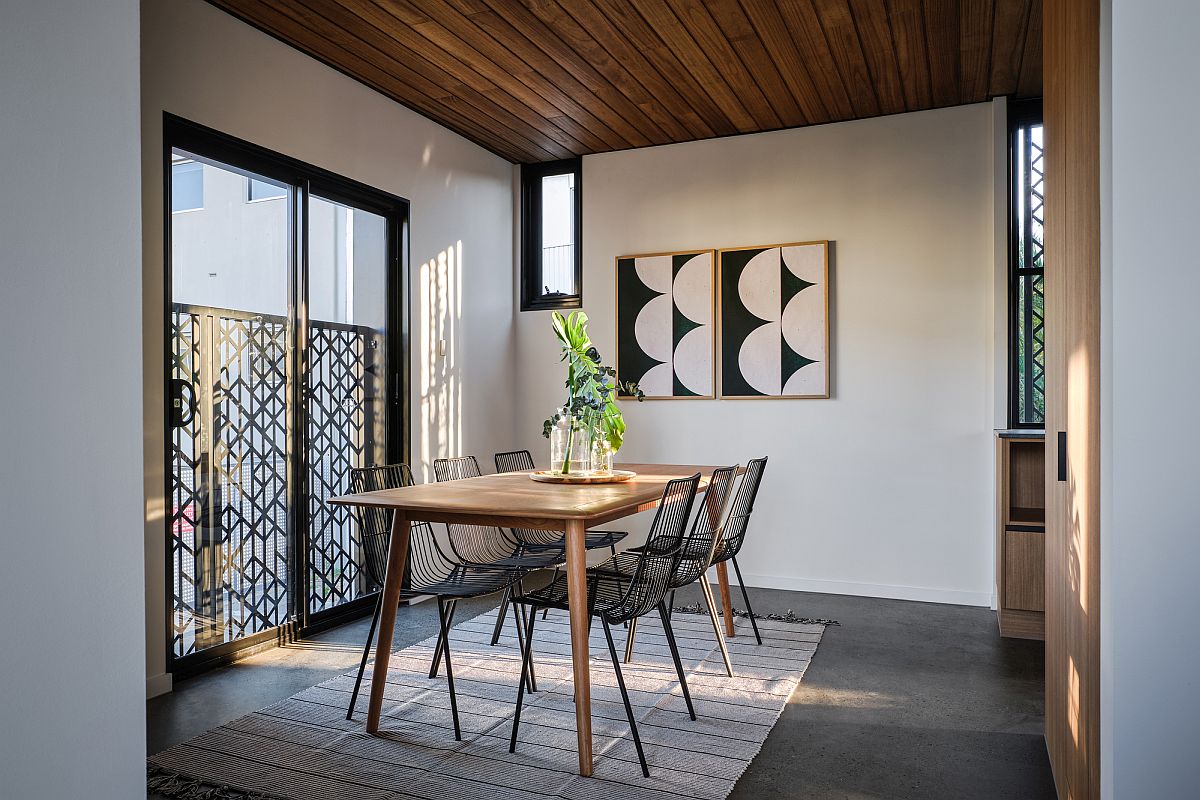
[717,241,830,399]
[615,249,716,400]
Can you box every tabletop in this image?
[329,463,721,529]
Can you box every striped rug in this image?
[148,606,825,800]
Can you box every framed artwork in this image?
[718,241,829,399]
[615,249,715,399]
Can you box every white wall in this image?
[0,0,145,795]
[142,0,516,692]
[516,104,1000,605]
[1105,1,1200,795]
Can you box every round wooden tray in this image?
[529,469,637,484]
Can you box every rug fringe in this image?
[671,603,840,626]
[148,765,289,800]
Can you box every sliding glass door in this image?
[165,117,407,673]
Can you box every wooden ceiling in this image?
[208,0,1043,163]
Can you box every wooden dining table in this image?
[329,462,729,777]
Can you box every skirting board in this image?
[721,569,992,607]
[147,672,173,699]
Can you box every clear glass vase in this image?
[550,413,592,475]
[590,437,614,475]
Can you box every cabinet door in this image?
[1004,530,1045,612]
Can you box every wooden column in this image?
[1044,0,1102,795]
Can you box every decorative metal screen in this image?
[170,304,380,659]
[1013,119,1045,426]
[306,321,381,613]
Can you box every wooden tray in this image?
[529,469,637,484]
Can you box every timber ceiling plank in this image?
[959,0,996,103]
[814,0,883,118]
[288,0,574,158]
[1016,0,1043,98]
[208,0,536,160]
[887,0,934,111]
[846,0,908,114]
[706,0,809,127]
[314,0,598,155]
[666,0,790,129]
[776,0,857,121]
[629,1,761,133]
[466,0,670,149]
[989,0,1032,96]
[581,0,742,137]
[923,0,962,107]
[545,0,716,140]
[206,0,1044,162]
[417,0,667,149]
[739,0,833,124]
[352,0,625,153]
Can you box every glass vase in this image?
[550,414,592,475]
[590,436,614,475]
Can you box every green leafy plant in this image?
[541,311,643,472]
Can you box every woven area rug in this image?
[148,606,826,800]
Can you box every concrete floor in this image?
[147,587,1055,799]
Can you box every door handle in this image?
[171,378,196,427]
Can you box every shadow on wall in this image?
[419,240,463,482]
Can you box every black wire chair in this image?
[622,464,740,675]
[709,456,769,645]
[434,454,600,650]
[509,473,702,778]
[343,463,524,740]
[494,449,629,555]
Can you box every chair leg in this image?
[509,602,538,753]
[658,602,696,721]
[437,597,462,740]
[731,557,763,645]
[490,587,512,646]
[346,591,383,720]
[622,617,638,663]
[667,588,676,619]
[602,618,649,778]
[542,567,559,619]
[699,577,734,677]
[512,600,536,693]
[429,598,456,678]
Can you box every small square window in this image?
[171,160,203,213]
[247,177,287,202]
[521,159,582,311]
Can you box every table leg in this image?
[716,561,736,638]
[365,512,411,734]
[564,518,593,776]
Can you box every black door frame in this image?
[163,113,410,678]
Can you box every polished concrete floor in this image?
[148,587,1055,799]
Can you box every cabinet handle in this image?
[1057,431,1067,482]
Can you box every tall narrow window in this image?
[521,158,582,310]
[1010,102,1045,427]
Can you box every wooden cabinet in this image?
[996,433,1045,639]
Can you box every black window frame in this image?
[1007,99,1045,429]
[162,113,411,678]
[520,158,582,311]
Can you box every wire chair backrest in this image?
[350,463,466,593]
[602,473,701,623]
[493,450,564,547]
[494,449,535,473]
[432,456,522,563]
[717,456,768,561]
[672,465,739,587]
